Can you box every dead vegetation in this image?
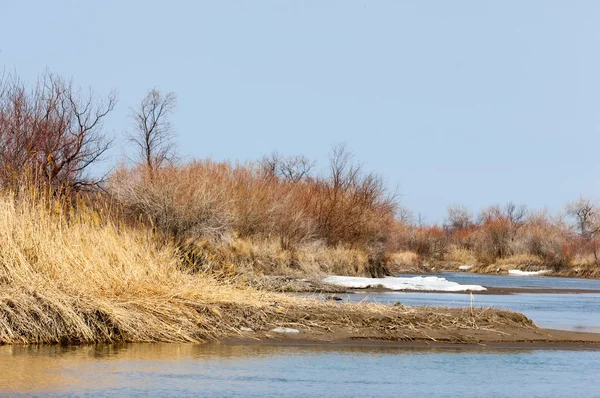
[0,187,539,345]
[231,301,537,343]
[390,201,600,277]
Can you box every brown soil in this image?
[227,301,600,349]
[223,330,600,351]
[225,301,578,343]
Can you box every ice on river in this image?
[508,270,550,276]
[323,275,486,292]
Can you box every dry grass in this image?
[0,190,537,345]
[445,247,478,267]
[234,301,536,342]
[0,190,272,344]
[551,255,600,278]
[493,253,545,269]
[470,254,545,274]
[385,251,421,273]
[182,237,369,278]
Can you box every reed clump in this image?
[109,155,396,277]
[0,188,271,344]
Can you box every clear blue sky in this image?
[2,1,599,222]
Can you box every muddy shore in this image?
[225,327,600,351]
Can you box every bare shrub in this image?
[110,145,396,275]
[515,212,571,270]
[565,197,600,263]
[310,143,397,250]
[472,218,513,263]
[444,204,473,233]
[260,152,315,182]
[408,226,448,260]
[109,163,232,240]
[0,71,116,191]
[269,184,317,251]
[472,203,527,263]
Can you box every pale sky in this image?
[1,1,600,222]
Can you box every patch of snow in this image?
[322,275,486,292]
[458,265,472,271]
[240,327,254,332]
[271,327,300,334]
[508,270,550,276]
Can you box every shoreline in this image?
[398,268,600,281]
[222,328,600,351]
[295,283,600,296]
[338,286,600,295]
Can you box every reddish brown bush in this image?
[408,226,448,260]
[110,150,396,255]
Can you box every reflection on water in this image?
[1,343,599,397]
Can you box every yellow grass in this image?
[185,237,370,278]
[385,251,421,273]
[444,247,478,266]
[493,254,545,269]
[0,191,280,344]
[0,191,537,345]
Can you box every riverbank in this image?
[252,274,600,295]
[6,294,600,348]
[224,328,600,350]
[221,302,600,348]
[2,190,597,348]
[318,285,600,295]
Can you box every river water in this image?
[1,343,600,397]
[1,273,599,397]
[412,272,600,290]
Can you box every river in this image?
[1,344,599,397]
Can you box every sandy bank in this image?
[224,327,600,351]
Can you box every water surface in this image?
[1,344,599,397]
[419,272,600,290]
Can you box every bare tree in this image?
[129,89,177,175]
[504,202,527,226]
[329,143,361,191]
[0,71,116,190]
[396,205,415,224]
[566,197,600,238]
[312,143,396,250]
[444,204,473,232]
[260,151,315,182]
[478,202,527,227]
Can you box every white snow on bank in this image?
[458,265,472,271]
[508,270,551,276]
[271,327,300,334]
[323,276,486,292]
